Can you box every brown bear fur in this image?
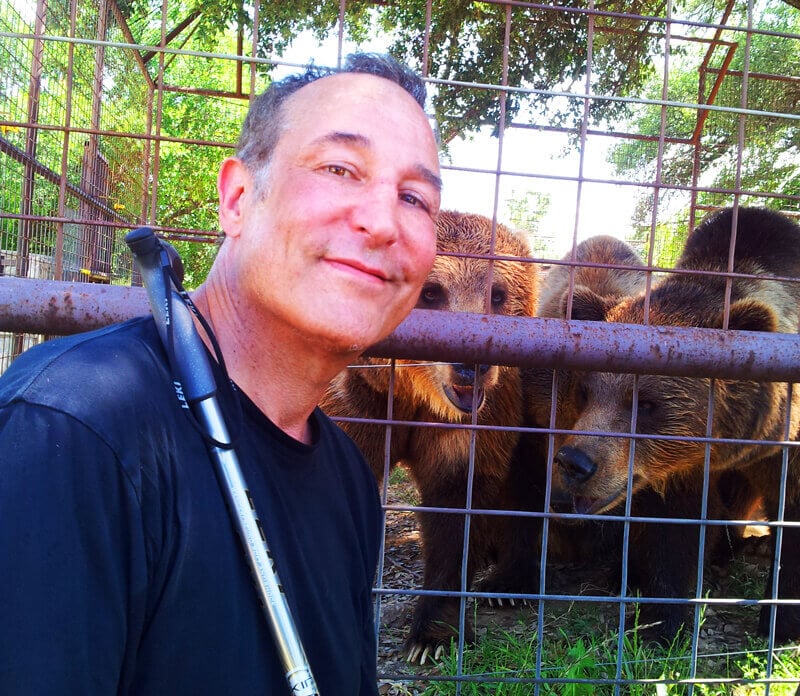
[537,234,648,320]
[321,210,544,661]
[552,207,800,642]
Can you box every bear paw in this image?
[403,596,475,665]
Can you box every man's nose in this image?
[350,182,400,246]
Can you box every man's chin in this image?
[316,331,376,360]
[309,310,403,358]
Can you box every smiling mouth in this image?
[443,384,486,413]
[328,258,389,283]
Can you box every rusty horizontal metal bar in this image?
[0,277,149,336]
[372,310,800,382]
[2,276,800,382]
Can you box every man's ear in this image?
[217,157,251,239]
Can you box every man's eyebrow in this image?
[414,165,443,192]
[311,131,370,149]
[311,131,442,191]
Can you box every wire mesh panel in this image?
[2,0,800,693]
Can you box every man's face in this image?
[223,72,441,356]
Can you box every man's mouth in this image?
[327,257,389,283]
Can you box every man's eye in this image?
[325,165,350,177]
[400,192,427,210]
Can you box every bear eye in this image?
[491,285,506,308]
[417,283,445,309]
[637,398,657,416]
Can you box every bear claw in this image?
[405,642,445,665]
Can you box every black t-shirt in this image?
[0,317,381,695]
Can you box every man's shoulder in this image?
[0,316,173,419]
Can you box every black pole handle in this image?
[125,227,217,404]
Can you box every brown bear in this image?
[321,210,544,664]
[552,207,800,642]
[524,235,648,561]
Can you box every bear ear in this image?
[722,299,778,333]
[564,286,615,321]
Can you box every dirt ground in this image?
[373,472,785,694]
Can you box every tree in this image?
[148,50,245,286]
[608,0,800,257]
[100,14,247,285]
[378,0,667,143]
[112,0,680,283]
[120,0,670,144]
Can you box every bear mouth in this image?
[443,383,486,413]
[573,490,625,516]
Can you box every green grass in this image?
[722,555,771,601]
[420,611,800,695]
[421,611,689,696]
[389,464,412,488]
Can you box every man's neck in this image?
[190,282,354,445]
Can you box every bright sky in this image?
[439,129,637,256]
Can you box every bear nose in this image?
[555,445,597,484]
[453,363,491,381]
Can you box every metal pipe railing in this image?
[2,276,800,381]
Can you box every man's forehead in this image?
[283,74,440,169]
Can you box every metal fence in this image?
[2,0,800,693]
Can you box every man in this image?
[0,53,441,694]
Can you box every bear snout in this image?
[555,445,598,486]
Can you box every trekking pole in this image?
[125,226,320,696]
